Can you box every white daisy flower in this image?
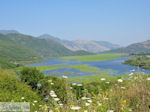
[85,102,90,106]
[87,100,92,103]
[71,106,81,110]
[54,98,60,101]
[101,78,106,81]
[118,79,123,82]
[21,97,24,99]
[147,77,150,80]
[34,100,37,103]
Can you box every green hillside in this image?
[0,58,17,69]
[0,33,91,67]
[0,34,42,63]
[6,34,91,57]
[107,40,150,54]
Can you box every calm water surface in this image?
[27,57,150,77]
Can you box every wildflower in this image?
[98,103,102,106]
[32,103,35,106]
[70,105,74,108]
[59,104,63,106]
[84,110,88,112]
[51,94,57,98]
[77,84,82,86]
[107,110,114,112]
[72,83,76,85]
[101,78,106,81]
[48,80,52,83]
[56,109,60,112]
[147,77,150,80]
[85,102,90,106]
[123,100,126,103]
[54,98,60,101]
[21,97,24,99]
[34,100,37,103]
[39,105,42,107]
[87,100,92,103]
[121,87,126,89]
[62,75,68,78]
[103,97,109,100]
[50,90,55,93]
[118,79,123,82]
[129,73,133,76]
[71,106,81,110]
[82,97,87,100]
[106,82,110,84]
[70,87,72,89]
[51,83,54,85]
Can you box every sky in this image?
[0,0,150,46]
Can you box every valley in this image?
[0,31,150,112]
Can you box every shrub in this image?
[19,67,44,89]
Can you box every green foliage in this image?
[0,70,43,111]
[19,67,44,89]
[0,58,18,69]
[62,53,125,61]
[124,55,150,69]
[0,34,42,63]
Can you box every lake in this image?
[27,57,150,77]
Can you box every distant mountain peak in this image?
[39,34,121,53]
[0,30,19,35]
[39,34,59,39]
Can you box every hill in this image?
[0,30,19,35]
[6,33,90,57]
[0,32,91,66]
[107,40,150,54]
[39,34,120,53]
[0,34,42,63]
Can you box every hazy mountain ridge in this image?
[0,30,19,35]
[0,31,91,63]
[39,34,120,53]
[107,40,150,54]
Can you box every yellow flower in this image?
[70,105,74,108]
[48,80,52,83]
[56,109,60,112]
[122,100,126,103]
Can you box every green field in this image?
[62,53,125,61]
[32,64,100,73]
[33,66,62,72]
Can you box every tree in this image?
[19,67,44,89]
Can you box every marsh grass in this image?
[62,53,125,62]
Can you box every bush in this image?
[19,67,44,89]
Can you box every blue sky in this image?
[0,0,150,46]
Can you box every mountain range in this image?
[0,30,91,64]
[38,34,120,53]
[107,40,150,54]
[1,29,149,65]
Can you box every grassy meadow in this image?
[62,53,125,61]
